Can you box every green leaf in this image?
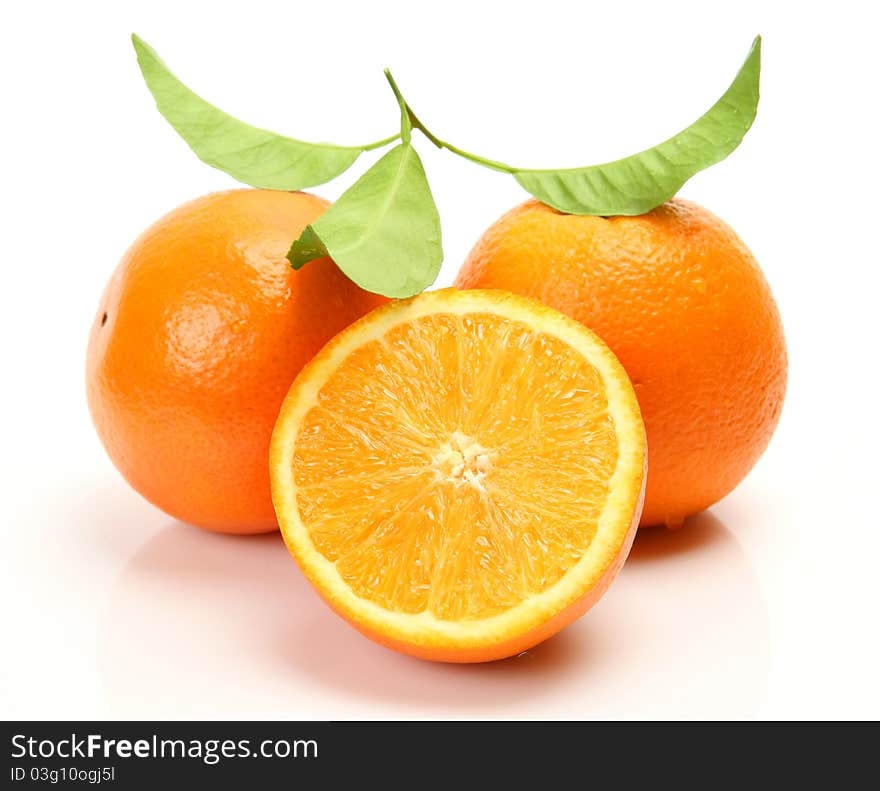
[512,36,762,215]
[288,143,442,298]
[132,34,393,190]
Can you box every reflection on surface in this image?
[100,511,769,718]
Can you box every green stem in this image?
[362,133,401,151]
[383,69,412,144]
[432,139,514,173]
[382,68,515,173]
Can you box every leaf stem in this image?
[382,68,515,173]
[383,69,412,144]
[362,133,401,151]
[430,139,514,173]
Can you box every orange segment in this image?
[271,289,646,662]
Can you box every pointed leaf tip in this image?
[132,36,376,190]
[288,143,442,298]
[513,35,762,215]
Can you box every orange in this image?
[87,189,387,534]
[270,289,646,662]
[455,198,787,527]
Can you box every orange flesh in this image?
[292,312,619,622]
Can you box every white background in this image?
[2,0,878,720]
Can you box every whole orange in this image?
[455,197,787,527]
[87,189,387,534]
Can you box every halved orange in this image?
[270,289,646,662]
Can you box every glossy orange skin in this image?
[455,198,787,527]
[87,189,387,533]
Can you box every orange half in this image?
[270,289,646,662]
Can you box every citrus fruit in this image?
[270,288,646,662]
[87,189,387,534]
[455,198,787,527]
